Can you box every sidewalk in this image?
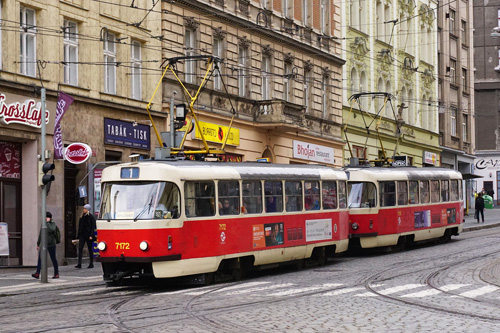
[462,206,500,232]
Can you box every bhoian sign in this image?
[292,140,334,164]
[0,94,50,128]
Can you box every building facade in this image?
[438,0,476,210]
[0,0,162,266]
[474,0,500,205]
[160,0,345,166]
[341,0,441,167]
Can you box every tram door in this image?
[0,181,22,265]
[64,162,78,258]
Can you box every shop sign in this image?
[475,158,500,170]
[192,121,240,146]
[0,94,49,128]
[104,118,150,150]
[423,151,439,166]
[0,142,21,179]
[65,143,92,164]
[293,140,334,164]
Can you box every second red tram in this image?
[96,160,349,284]
[346,167,463,249]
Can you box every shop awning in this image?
[461,173,483,180]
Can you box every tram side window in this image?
[430,180,440,203]
[304,181,320,210]
[338,181,347,208]
[420,180,430,204]
[441,180,449,202]
[242,180,262,214]
[348,182,377,208]
[397,181,408,206]
[184,181,215,217]
[322,181,337,210]
[379,181,396,207]
[450,180,459,201]
[218,181,240,215]
[409,181,419,204]
[265,181,283,213]
[285,181,303,212]
[157,182,181,219]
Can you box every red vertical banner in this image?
[54,92,74,159]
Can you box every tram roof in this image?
[344,166,462,181]
[102,160,347,181]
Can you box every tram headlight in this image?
[351,222,359,230]
[97,241,107,251]
[139,241,149,251]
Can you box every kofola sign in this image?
[104,118,150,150]
[0,94,49,128]
[64,143,92,164]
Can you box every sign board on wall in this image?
[423,151,439,166]
[293,140,334,164]
[0,223,9,256]
[192,121,240,146]
[0,93,56,131]
[104,118,150,150]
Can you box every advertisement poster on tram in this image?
[414,211,431,228]
[252,222,284,248]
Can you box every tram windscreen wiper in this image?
[134,197,153,221]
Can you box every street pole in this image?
[40,87,48,283]
[170,91,177,149]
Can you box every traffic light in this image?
[38,161,55,186]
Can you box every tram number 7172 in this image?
[115,242,130,250]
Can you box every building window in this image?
[103,32,116,94]
[63,20,78,86]
[321,0,328,34]
[262,54,270,100]
[463,114,468,141]
[449,10,455,34]
[322,75,328,118]
[283,0,292,19]
[304,70,311,113]
[461,20,467,41]
[131,40,141,100]
[185,28,195,84]
[451,108,457,136]
[20,6,36,77]
[353,145,366,159]
[302,0,309,26]
[449,59,456,85]
[213,38,222,90]
[238,46,247,97]
[284,63,292,101]
[462,68,467,91]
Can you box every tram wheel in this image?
[295,259,306,270]
[203,273,215,285]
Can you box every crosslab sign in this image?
[0,94,49,128]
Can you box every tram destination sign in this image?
[104,118,150,150]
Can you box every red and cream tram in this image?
[96,160,349,284]
[346,167,463,250]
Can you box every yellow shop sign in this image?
[194,121,240,146]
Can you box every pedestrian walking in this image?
[32,211,60,279]
[475,193,485,223]
[75,204,96,269]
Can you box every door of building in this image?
[64,162,78,258]
[0,181,22,265]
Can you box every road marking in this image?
[226,283,295,295]
[0,276,103,294]
[321,286,364,296]
[268,285,325,296]
[440,284,470,292]
[61,286,108,295]
[459,286,499,298]
[377,284,425,295]
[402,289,441,298]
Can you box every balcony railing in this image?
[253,99,306,131]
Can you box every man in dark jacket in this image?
[475,193,485,223]
[32,211,60,279]
[75,204,97,268]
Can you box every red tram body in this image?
[346,167,463,249]
[96,161,349,283]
